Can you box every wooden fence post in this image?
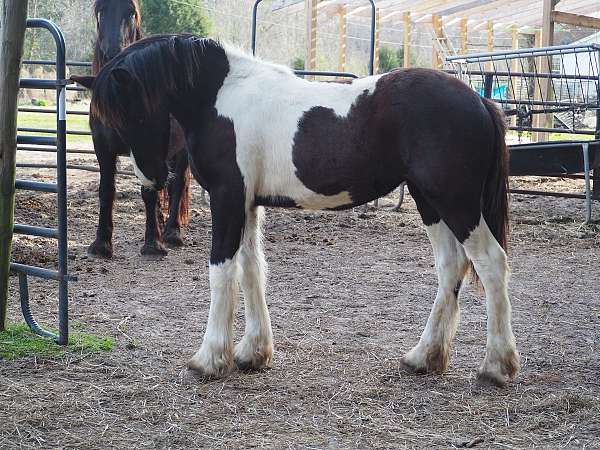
[0,0,29,331]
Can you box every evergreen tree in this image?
[139,0,211,36]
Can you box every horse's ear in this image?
[71,75,96,90]
[111,68,134,88]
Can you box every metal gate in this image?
[12,19,77,345]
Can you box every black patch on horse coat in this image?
[254,196,299,208]
[293,69,500,243]
[186,115,246,265]
[292,84,406,208]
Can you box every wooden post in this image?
[374,7,381,74]
[532,29,544,142]
[510,25,519,127]
[459,18,468,54]
[306,0,318,76]
[403,12,411,68]
[486,20,494,71]
[338,5,347,74]
[538,0,558,139]
[432,15,443,69]
[0,0,29,331]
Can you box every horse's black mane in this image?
[92,34,223,130]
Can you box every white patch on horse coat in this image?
[188,258,241,376]
[215,46,382,210]
[234,207,273,368]
[403,220,468,371]
[129,152,154,188]
[461,215,519,378]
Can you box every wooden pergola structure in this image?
[288,0,600,72]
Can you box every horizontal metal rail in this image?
[16,162,135,176]
[510,188,588,200]
[17,145,95,155]
[18,127,91,136]
[448,43,600,63]
[10,262,76,282]
[17,135,57,146]
[23,59,91,67]
[18,107,89,116]
[15,180,58,193]
[445,68,599,82]
[508,126,596,136]
[497,98,598,109]
[20,78,69,89]
[14,224,59,239]
[294,70,359,79]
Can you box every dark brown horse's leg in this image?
[88,149,117,258]
[163,151,190,248]
[392,181,406,212]
[140,186,168,257]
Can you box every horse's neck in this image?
[92,43,107,75]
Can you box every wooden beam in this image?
[459,18,468,54]
[374,7,381,74]
[403,12,411,68]
[487,20,494,70]
[338,5,347,74]
[306,0,318,75]
[0,0,29,331]
[432,14,443,69]
[510,24,519,127]
[535,0,557,141]
[552,10,600,29]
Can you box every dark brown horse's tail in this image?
[158,167,192,226]
[178,168,192,226]
[481,97,509,252]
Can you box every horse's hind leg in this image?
[140,186,168,257]
[234,206,274,371]
[408,184,519,385]
[402,186,468,373]
[163,151,190,248]
[459,215,519,386]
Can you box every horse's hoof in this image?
[187,352,232,380]
[163,229,184,248]
[476,370,507,388]
[87,240,113,259]
[399,356,427,374]
[476,349,520,388]
[234,339,274,372]
[140,242,168,258]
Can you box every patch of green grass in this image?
[0,323,113,360]
[17,105,92,147]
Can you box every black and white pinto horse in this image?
[82,0,191,259]
[80,35,520,386]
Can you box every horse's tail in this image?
[481,97,509,252]
[158,167,192,226]
[178,167,192,226]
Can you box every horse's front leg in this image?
[140,186,168,257]
[187,187,246,378]
[234,206,273,371]
[88,147,117,258]
[163,151,190,248]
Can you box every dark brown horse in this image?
[85,0,191,258]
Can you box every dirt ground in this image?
[1,158,599,449]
